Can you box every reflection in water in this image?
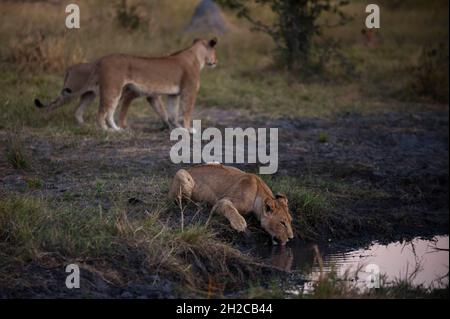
[267,246,294,272]
[251,235,449,288]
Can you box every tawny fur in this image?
[94,38,218,132]
[34,63,168,129]
[169,164,294,245]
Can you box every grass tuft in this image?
[5,133,29,170]
[318,132,329,143]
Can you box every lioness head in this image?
[193,37,218,68]
[260,193,294,245]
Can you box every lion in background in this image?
[34,63,168,129]
[34,38,218,131]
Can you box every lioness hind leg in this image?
[98,83,122,131]
[167,95,181,128]
[97,111,108,130]
[118,90,139,129]
[212,199,247,232]
[106,98,122,131]
[97,97,110,131]
[169,169,195,204]
[75,91,96,125]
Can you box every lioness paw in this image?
[230,216,247,232]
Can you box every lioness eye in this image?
[281,221,287,228]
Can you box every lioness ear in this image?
[209,37,218,48]
[263,198,273,216]
[275,193,288,205]
[193,38,201,44]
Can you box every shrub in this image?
[217,0,352,72]
[116,0,141,31]
[411,44,449,103]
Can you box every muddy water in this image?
[250,236,449,289]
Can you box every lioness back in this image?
[185,164,259,205]
[97,54,186,96]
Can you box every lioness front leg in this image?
[179,90,197,133]
[167,95,181,128]
[212,199,247,232]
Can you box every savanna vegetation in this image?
[0,0,448,298]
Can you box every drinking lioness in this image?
[169,163,294,245]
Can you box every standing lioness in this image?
[34,63,169,129]
[34,63,172,128]
[169,164,295,245]
[96,38,218,132]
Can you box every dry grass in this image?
[5,131,30,170]
[7,31,85,73]
[0,194,268,296]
